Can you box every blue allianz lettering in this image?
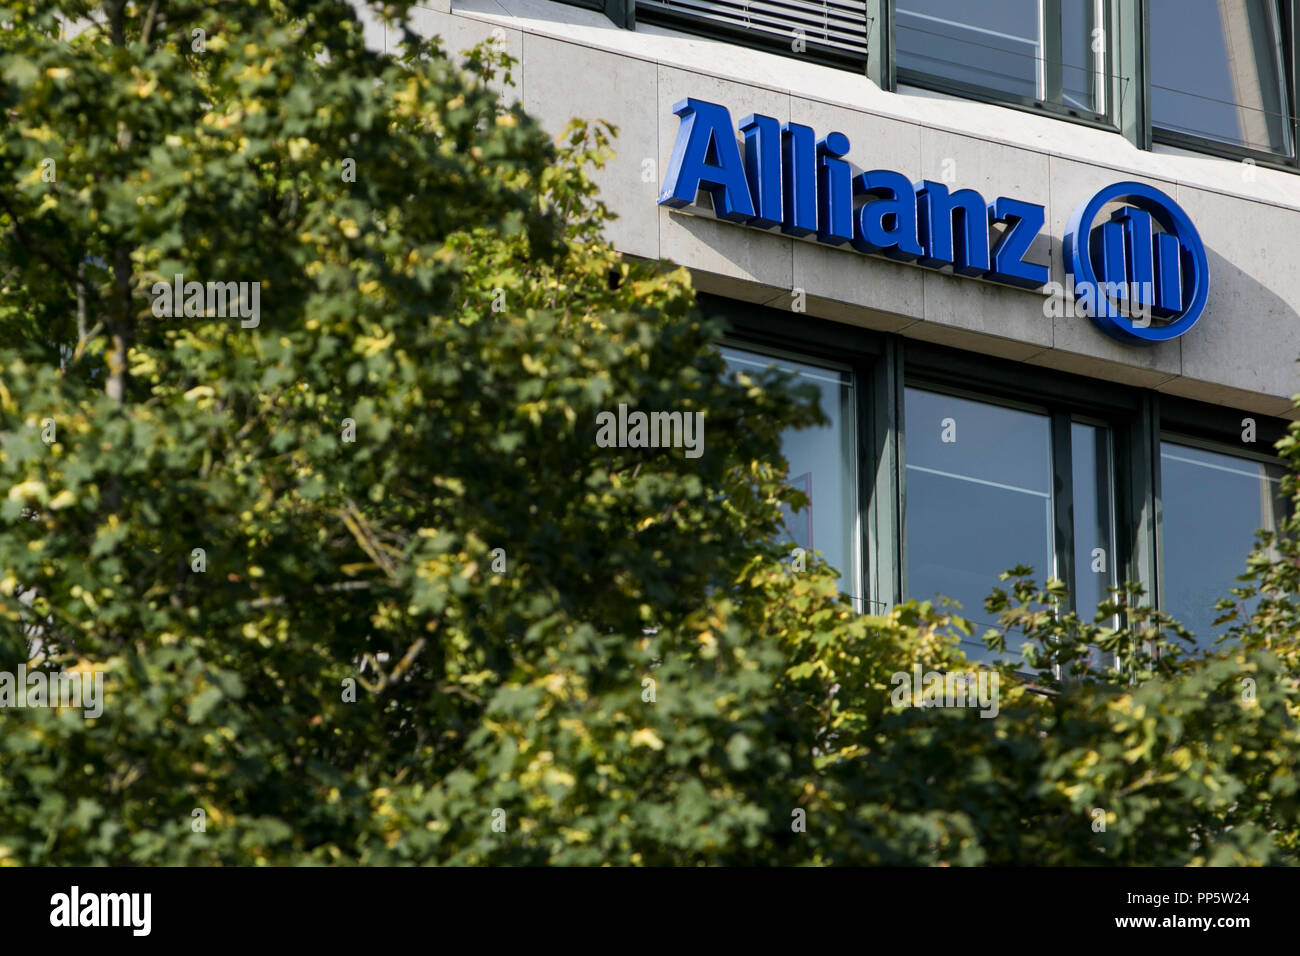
[658,97,1048,291]
[659,98,1209,345]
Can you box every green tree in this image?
[1,0,1296,866]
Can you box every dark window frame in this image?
[1068,411,1121,629]
[892,0,1119,131]
[700,293,889,610]
[575,0,1300,171]
[900,342,1138,631]
[699,294,1295,659]
[718,338,869,610]
[1148,0,1300,171]
[1152,393,1291,621]
[898,378,1061,666]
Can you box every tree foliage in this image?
[0,0,1296,866]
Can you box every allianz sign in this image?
[658,98,1209,345]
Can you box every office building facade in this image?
[387,0,1300,655]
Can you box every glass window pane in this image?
[1071,421,1117,673]
[1061,0,1104,112]
[905,388,1054,663]
[1071,421,1116,623]
[1151,0,1292,155]
[896,0,1104,113]
[1159,441,1287,647]
[897,0,1041,99]
[722,347,861,608]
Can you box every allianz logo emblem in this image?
[1063,181,1209,344]
[658,97,1209,346]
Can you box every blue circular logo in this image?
[1064,182,1209,345]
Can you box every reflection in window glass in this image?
[721,347,861,608]
[1151,0,1292,155]
[905,388,1054,662]
[1160,441,1287,646]
[1072,422,1116,623]
[895,0,1104,113]
[1061,0,1103,111]
[1072,422,1117,673]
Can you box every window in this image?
[902,386,1121,666]
[615,0,1300,169]
[904,387,1055,662]
[637,0,871,71]
[1150,0,1294,157]
[1071,420,1118,625]
[721,346,864,609]
[553,0,635,29]
[895,0,1108,117]
[1159,440,1287,646]
[1071,420,1119,671]
[712,300,1292,676]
